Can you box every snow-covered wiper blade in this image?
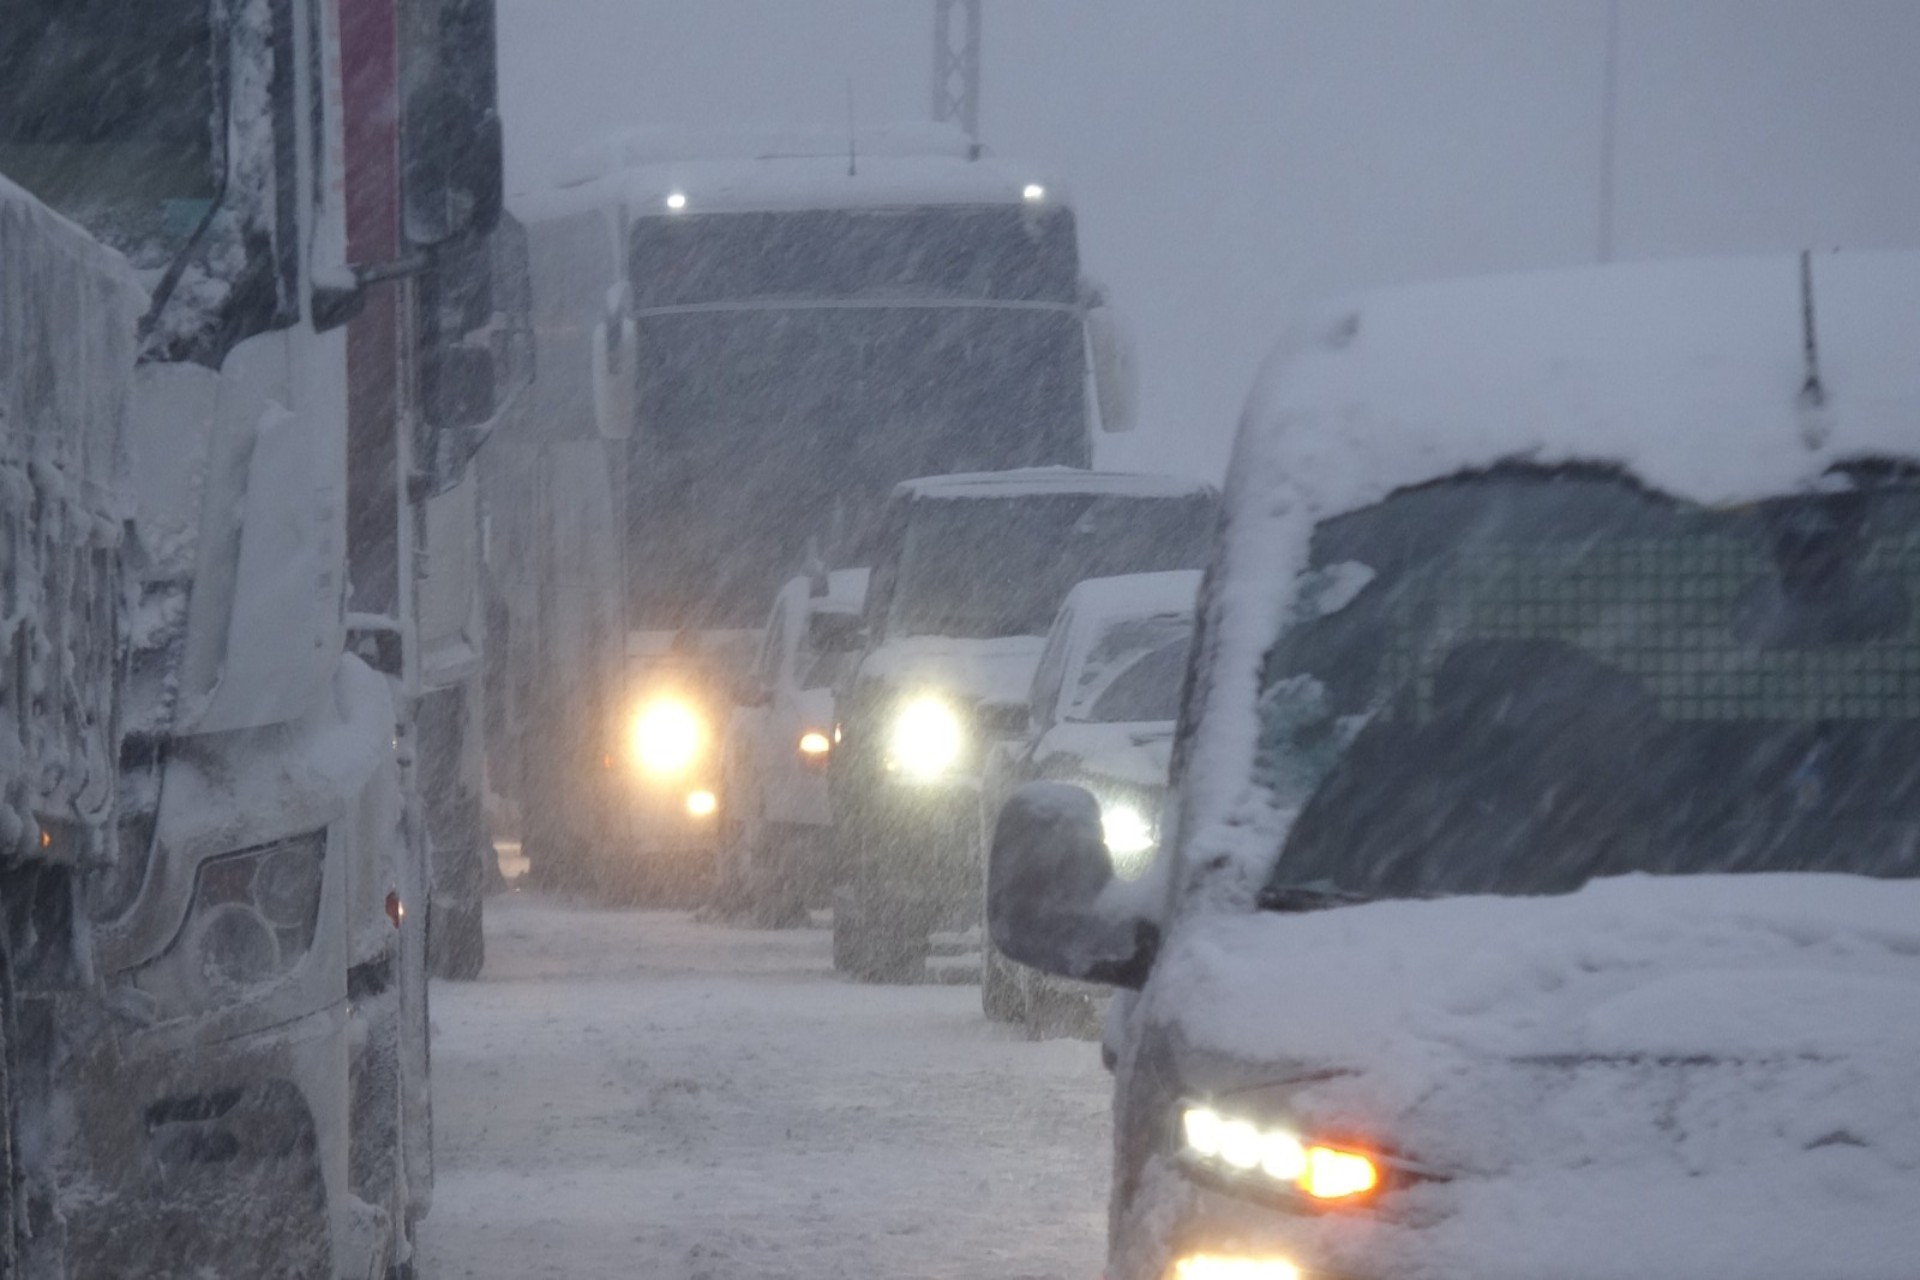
[1256,880,1371,914]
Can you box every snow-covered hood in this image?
[856,635,1047,712]
[1148,872,1920,1279]
[1034,721,1174,790]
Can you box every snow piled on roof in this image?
[1059,570,1202,630]
[896,467,1214,503]
[1177,251,1920,905]
[1152,871,1920,1279]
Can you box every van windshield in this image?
[1259,469,1920,903]
[888,493,1215,639]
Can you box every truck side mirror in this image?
[402,0,504,249]
[1085,304,1138,434]
[988,783,1158,989]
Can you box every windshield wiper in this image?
[1256,880,1371,914]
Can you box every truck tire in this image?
[429,899,484,981]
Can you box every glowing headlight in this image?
[798,730,832,758]
[1100,799,1156,875]
[886,695,966,781]
[632,697,705,776]
[685,789,718,818]
[665,190,688,211]
[1172,1257,1300,1280]
[1022,182,1046,201]
[1181,1103,1379,1201]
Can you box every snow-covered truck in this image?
[0,170,143,1279]
[486,124,1137,895]
[0,0,507,1273]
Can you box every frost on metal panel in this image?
[0,173,142,857]
[1179,251,1920,906]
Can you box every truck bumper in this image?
[62,999,360,1280]
[840,780,982,921]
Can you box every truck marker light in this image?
[386,891,405,928]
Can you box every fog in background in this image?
[500,1,1920,480]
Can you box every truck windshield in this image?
[0,0,218,270]
[889,493,1215,640]
[623,306,1089,631]
[1259,469,1920,903]
[630,205,1080,307]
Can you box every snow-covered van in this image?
[980,570,1199,1025]
[832,468,1216,982]
[988,253,1920,1280]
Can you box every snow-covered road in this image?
[415,892,1112,1278]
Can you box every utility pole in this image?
[932,0,982,150]
[1597,0,1621,263]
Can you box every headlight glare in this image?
[1100,799,1156,875]
[632,697,705,776]
[1179,1102,1380,1203]
[886,695,966,780]
[1172,1257,1300,1280]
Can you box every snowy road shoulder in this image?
[416,894,1111,1279]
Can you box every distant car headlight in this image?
[1180,1102,1381,1202]
[632,696,706,776]
[1099,799,1156,876]
[798,730,832,758]
[134,832,328,1016]
[885,695,966,781]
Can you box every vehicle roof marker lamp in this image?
[666,190,689,212]
[884,694,965,782]
[632,696,705,776]
[1181,1103,1380,1202]
[1022,182,1046,202]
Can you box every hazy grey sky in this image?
[500,1,1920,478]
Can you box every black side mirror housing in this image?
[988,782,1159,990]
